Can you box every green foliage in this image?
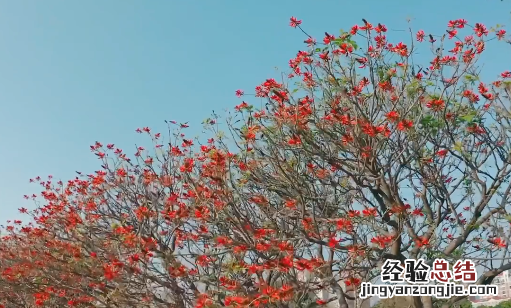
[473,300,511,308]
[458,299,474,308]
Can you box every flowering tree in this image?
[1,17,511,308]
[225,17,511,308]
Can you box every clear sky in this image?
[0,0,510,223]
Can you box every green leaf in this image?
[349,40,358,50]
[421,115,434,126]
[467,223,480,231]
[332,38,345,46]
[406,80,421,96]
[460,111,477,122]
[464,74,479,84]
[376,68,385,81]
[454,141,463,152]
[452,248,465,257]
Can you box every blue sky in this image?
[0,0,510,223]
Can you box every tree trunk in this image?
[421,296,433,308]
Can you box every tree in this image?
[223,17,511,308]
[1,17,511,308]
[498,300,511,308]
[373,297,414,308]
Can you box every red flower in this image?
[288,135,302,145]
[474,23,488,37]
[497,29,507,40]
[235,101,249,111]
[478,82,488,94]
[355,57,368,68]
[375,23,387,33]
[350,25,359,35]
[416,30,425,42]
[348,210,360,217]
[235,89,244,97]
[371,235,392,248]
[385,111,400,123]
[412,208,424,216]
[446,29,457,39]
[289,16,302,28]
[397,119,413,131]
[328,237,340,248]
[488,238,506,248]
[426,99,445,111]
[437,149,448,157]
[285,199,297,208]
[448,19,467,29]
[345,277,361,286]
[415,236,430,247]
[482,92,494,100]
[363,208,377,217]
[324,33,336,45]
